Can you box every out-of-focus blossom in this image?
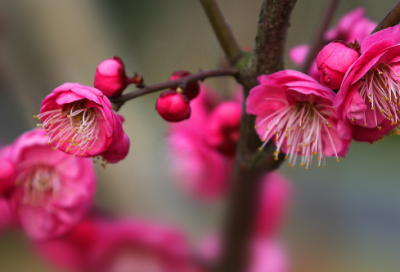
[170,70,200,100]
[156,90,191,122]
[0,147,15,195]
[248,70,352,169]
[38,217,199,272]
[168,84,232,200]
[255,172,291,237]
[289,7,377,80]
[0,197,11,234]
[94,57,128,98]
[37,83,129,164]
[5,129,96,240]
[205,102,241,156]
[334,25,400,142]
[199,236,288,272]
[316,41,360,89]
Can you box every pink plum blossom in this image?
[0,197,11,234]
[255,172,291,237]
[289,7,376,80]
[89,220,198,272]
[249,70,352,169]
[94,57,129,98]
[156,90,191,122]
[334,25,400,142]
[168,84,232,200]
[170,70,200,100]
[205,101,242,156]
[316,41,360,89]
[5,129,96,240]
[37,83,130,164]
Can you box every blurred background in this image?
[1,0,400,271]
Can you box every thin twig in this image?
[199,0,242,65]
[301,0,340,74]
[373,0,400,33]
[110,67,238,105]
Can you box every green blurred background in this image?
[1,0,400,271]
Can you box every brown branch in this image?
[301,0,340,74]
[215,1,297,272]
[109,68,238,105]
[373,0,400,33]
[199,0,242,65]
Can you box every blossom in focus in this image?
[289,7,376,80]
[94,57,129,98]
[334,25,400,142]
[168,84,232,200]
[5,129,96,240]
[36,83,130,164]
[248,70,352,169]
[170,70,200,100]
[255,172,291,237]
[205,101,241,156]
[316,41,360,89]
[156,89,191,122]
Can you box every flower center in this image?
[256,102,338,169]
[358,64,400,128]
[16,165,61,208]
[35,101,99,156]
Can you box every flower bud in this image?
[156,89,191,122]
[206,102,241,156]
[94,56,127,97]
[170,70,200,100]
[317,41,360,89]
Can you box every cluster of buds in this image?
[156,70,200,122]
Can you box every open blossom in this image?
[90,220,198,272]
[37,217,199,272]
[290,7,376,80]
[6,129,96,240]
[168,84,231,200]
[248,70,352,169]
[334,25,400,142]
[36,83,129,164]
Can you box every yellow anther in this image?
[336,158,340,162]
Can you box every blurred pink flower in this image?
[205,101,241,156]
[255,172,291,237]
[94,57,129,98]
[0,147,15,195]
[334,25,400,142]
[248,70,352,169]
[168,84,232,200]
[90,220,197,272]
[37,83,129,164]
[5,129,96,240]
[289,7,376,80]
[316,41,360,89]
[199,236,288,272]
[0,197,11,234]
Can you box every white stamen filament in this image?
[257,102,339,170]
[36,101,99,156]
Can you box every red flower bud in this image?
[156,90,191,122]
[94,56,128,97]
[170,70,200,100]
[317,41,360,89]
